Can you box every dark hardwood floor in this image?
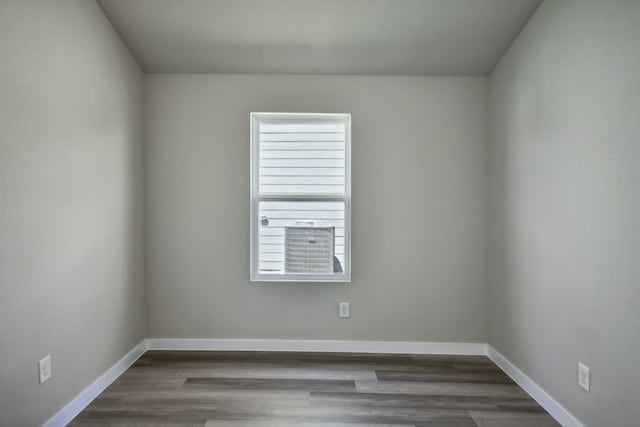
[68,351,559,427]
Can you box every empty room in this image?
[1,0,638,426]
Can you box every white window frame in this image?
[250,112,351,282]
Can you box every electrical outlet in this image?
[339,302,350,318]
[39,355,52,384]
[578,362,590,392]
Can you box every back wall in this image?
[145,74,488,342]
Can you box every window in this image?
[250,113,351,282]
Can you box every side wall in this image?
[488,1,640,425]
[145,74,488,343]
[0,1,146,425]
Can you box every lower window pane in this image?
[258,201,345,275]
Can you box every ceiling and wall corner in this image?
[87,1,543,353]
[97,0,542,76]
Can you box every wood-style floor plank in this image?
[183,377,356,392]
[374,370,514,384]
[204,422,414,427]
[68,350,559,427]
[309,391,498,411]
[355,380,529,398]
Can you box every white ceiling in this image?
[97,0,541,76]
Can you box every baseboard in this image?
[43,339,148,427]
[487,345,584,427]
[146,338,488,355]
[41,340,582,427]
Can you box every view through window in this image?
[250,113,351,282]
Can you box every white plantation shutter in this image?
[250,113,351,282]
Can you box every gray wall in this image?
[145,74,488,342]
[488,1,640,425]
[0,1,146,426]
[10,0,639,424]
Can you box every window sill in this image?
[250,273,351,283]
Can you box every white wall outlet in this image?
[39,355,52,384]
[339,302,350,318]
[578,362,590,392]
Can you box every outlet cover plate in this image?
[39,355,52,384]
[339,302,350,318]
[578,362,590,392]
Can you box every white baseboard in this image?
[487,346,584,427]
[43,340,148,427]
[146,338,488,355]
[41,340,582,427]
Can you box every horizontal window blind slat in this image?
[260,247,345,255]
[263,247,345,251]
[260,158,344,168]
[260,201,344,210]
[260,124,345,133]
[261,141,344,150]
[260,185,344,194]
[260,167,344,176]
[260,228,345,237]
[259,258,345,273]
[261,209,344,213]
[259,261,284,271]
[260,210,344,220]
[260,236,345,245]
[262,219,344,228]
[260,134,345,142]
[260,150,345,159]
[260,253,285,262]
[261,176,344,185]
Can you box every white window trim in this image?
[250,112,351,282]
